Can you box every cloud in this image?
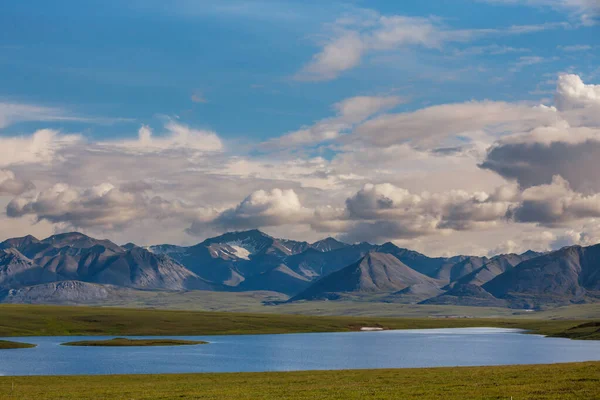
[191,91,207,103]
[509,55,549,72]
[555,73,600,110]
[351,100,560,149]
[296,9,570,81]
[0,170,34,196]
[479,75,600,192]
[109,122,223,153]
[6,182,201,230]
[207,188,312,230]
[557,44,592,52]
[316,182,515,243]
[0,102,82,129]
[480,126,600,192]
[507,175,600,225]
[0,129,81,167]
[261,95,403,149]
[481,0,600,22]
[0,101,132,129]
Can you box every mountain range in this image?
[1,229,599,309]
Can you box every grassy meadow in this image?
[0,304,598,339]
[0,362,597,400]
[0,340,36,350]
[60,338,208,347]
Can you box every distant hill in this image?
[420,283,507,307]
[291,252,442,301]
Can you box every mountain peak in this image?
[43,232,90,242]
[41,232,123,252]
[291,252,440,301]
[311,237,348,252]
[0,234,40,250]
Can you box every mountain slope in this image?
[484,245,600,308]
[420,283,506,307]
[236,264,311,295]
[450,252,541,288]
[0,233,215,291]
[0,280,116,304]
[291,252,441,301]
[311,237,348,252]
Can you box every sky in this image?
[0,0,599,256]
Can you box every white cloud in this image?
[0,170,34,196]
[555,73,600,110]
[296,9,570,81]
[352,100,560,149]
[112,122,223,153]
[296,13,464,81]
[208,188,312,230]
[262,95,403,149]
[6,182,202,230]
[481,0,600,22]
[0,102,81,129]
[0,129,81,167]
[557,44,592,52]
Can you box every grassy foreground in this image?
[0,362,597,399]
[0,340,36,350]
[61,338,207,347]
[0,304,598,340]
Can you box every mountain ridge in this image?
[0,230,598,309]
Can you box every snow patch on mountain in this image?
[228,245,251,260]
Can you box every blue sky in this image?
[0,0,599,255]
[1,0,597,141]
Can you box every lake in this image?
[1,328,600,376]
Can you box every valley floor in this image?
[0,362,598,399]
[0,304,598,339]
[10,288,600,319]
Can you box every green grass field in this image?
[0,362,597,399]
[52,288,600,319]
[61,338,207,346]
[0,340,36,350]
[0,304,598,339]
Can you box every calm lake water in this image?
[1,328,600,376]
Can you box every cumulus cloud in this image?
[323,183,515,243]
[480,74,600,192]
[6,182,201,230]
[207,188,312,231]
[507,175,600,225]
[555,74,600,110]
[0,170,34,196]
[0,129,81,167]
[112,122,223,153]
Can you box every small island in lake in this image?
[0,340,37,349]
[61,338,208,347]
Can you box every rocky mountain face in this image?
[0,281,116,304]
[290,252,442,301]
[0,229,598,309]
[421,284,507,307]
[0,232,215,292]
[484,245,600,308]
